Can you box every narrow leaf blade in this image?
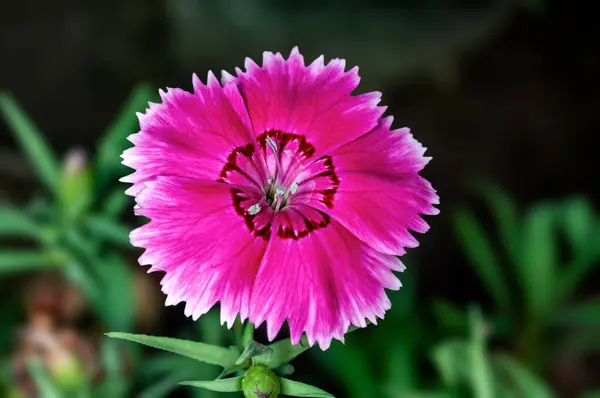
[102,188,132,218]
[236,340,273,365]
[85,215,132,248]
[561,196,594,252]
[0,203,43,239]
[106,333,238,368]
[0,92,60,193]
[0,250,58,273]
[452,209,511,313]
[95,83,155,189]
[431,339,469,387]
[180,377,243,392]
[493,354,553,398]
[469,306,494,398]
[519,203,557,316]
[97,255,135,331]
[473,181,521,265]
[280,378,335,398]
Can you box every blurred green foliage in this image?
[452,183,600,370]
[0,87,156,397]
[0,86,156,331]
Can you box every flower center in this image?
[218,130,339,240]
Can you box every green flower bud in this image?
[242,365,280,398]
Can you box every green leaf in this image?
[519,203,557,316]
[554,298,600,327]
[557,198,600,301]
[0,250,60,273]
[25,357,63,398]
[559,253,600,303]
[180,377,243,392]
[280,378,335,398]
[469,306,494,398]
[583,389,600,398]
[95,83,155,190]
[102,188,131,218]
[452,209,511,313]
[194,311,229,397]
[493,354,553,398]
[107,333,239,368]
[95,339,131,398]
[63,260,102,307]
[0,92,60,194]
[236,340,273,365]
[96,255,135,331]
[268,337,310,369]
[100,339,123,381]
[242,322,255,349]
[561,196,594,251]
[85,215,132,248]
[216,363,247,380]
[0,203,43,239]
[431,340,469,387]
[473,181,521,265]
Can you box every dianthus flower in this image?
[122,48,439,349]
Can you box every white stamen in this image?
[265,137,278,153]
[267,176,274,185]
[290,182,298,194]
[275,188,286,197]
[248,204,262,215]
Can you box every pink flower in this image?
[121,48,439,349]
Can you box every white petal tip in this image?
[221,70,235,84]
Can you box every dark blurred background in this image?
[1,1,599,397]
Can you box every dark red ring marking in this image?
[218,130,340,240]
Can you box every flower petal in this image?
[131,177,270,328]
[249,212,403,350]
[233,48,385,157]
[308,119,439,255]
[121,73,254,196]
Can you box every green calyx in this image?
[242,365,281,398]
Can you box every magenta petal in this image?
[332,117,432,177]
[121,73,254,196]
[131,177,269,327]
[309,119,439,255]
[233,48,385,157]
[248,212,402,349]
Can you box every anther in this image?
[248,204,262,215]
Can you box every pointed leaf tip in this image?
[236,340,273,365]
[106,332,238,368]
[181,376,244,392]
[280,378,335,398]
[0,91,60,193]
